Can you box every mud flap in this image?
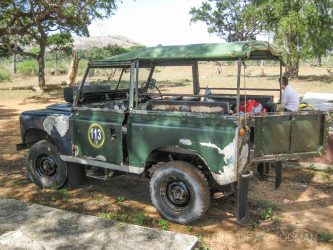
[67,163,86,187]
[237,171,253,222]
[275,161,282,189]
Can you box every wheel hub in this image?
[167,181,190,207]
[37,155,57,177]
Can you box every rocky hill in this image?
[73,35,142,50]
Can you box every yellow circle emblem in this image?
[88,123,105,148]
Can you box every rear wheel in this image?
[27,140,67,189]
[150,161,210,224]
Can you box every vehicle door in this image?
[71,66,130,165]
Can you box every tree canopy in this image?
[0,0,118,86]
[247,0,333,77]
[190,0,333,77]
[190,0,264,42]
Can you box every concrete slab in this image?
[0,198,198,250]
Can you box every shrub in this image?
[317,231,333,242]
[17,60,38,76]
[0,65,11,82]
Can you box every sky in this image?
[88,0,223,46]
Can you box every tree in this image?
[0,0,117,86]
[189,0,264,41]
[245,0,333,77]
[47,32,73,75]
[303,0,333,66]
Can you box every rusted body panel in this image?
[127,111,249,185]
[18,107,72,156]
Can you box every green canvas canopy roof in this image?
[90,41,284,66]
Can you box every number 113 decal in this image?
[88,123,105,148]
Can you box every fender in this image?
[17,109,72,155]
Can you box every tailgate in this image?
[253,112,330,161]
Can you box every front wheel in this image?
[27,140,67,189]
[150,161,210,224]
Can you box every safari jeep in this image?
[17,41,330,224]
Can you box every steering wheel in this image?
[141,79,163,100]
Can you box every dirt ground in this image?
[0,72,332,249]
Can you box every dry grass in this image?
[153,63,332,99]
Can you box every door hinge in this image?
[72,144,79,157]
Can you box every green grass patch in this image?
[195,235,209,250]
[133,212,146,226]
[272,215,282,223]
[51,187,69,201]
[45,61,68,74]
[317,169,333,182]
[317,231,333,242]
[186,225,193,232]
[158,219,169,230]
[116,196,126,203]
[254,199,280,221]
[0,65,11,82]
[17,60,38,76]
[255,199,280,211]
[261,208,273,220]
[98,211,114,220]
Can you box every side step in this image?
[85,166,110,180]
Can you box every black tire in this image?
[27,140,67,189]
[150,161,210,224]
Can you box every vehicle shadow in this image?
[0,105,20,120]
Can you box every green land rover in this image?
[17,41,330,224]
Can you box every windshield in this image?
[83,67,131,92]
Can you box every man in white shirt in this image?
[280,76,299,112]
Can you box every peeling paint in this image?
[200,142,224,155]
[95,155,107,162]
[200,140,235,163]
[212,168,236,186]
[85,155,107,162]
[20,115,30,121]
[43,114,69,137]
[200,131,238,186]
[179,139,192,146]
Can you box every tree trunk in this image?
[55,52,59,75]
[285,64,299,78]
[11,42,17,74]
[12,53,17,74]
[37,40,46,86]
[285,55,300,78]
[67,51,79,86]
[316,54,322,66]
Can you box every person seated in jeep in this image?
[280,76,300,112]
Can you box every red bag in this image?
[239,99,266,113]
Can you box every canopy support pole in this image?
[236,59,241,115]
[279,62,283,101]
